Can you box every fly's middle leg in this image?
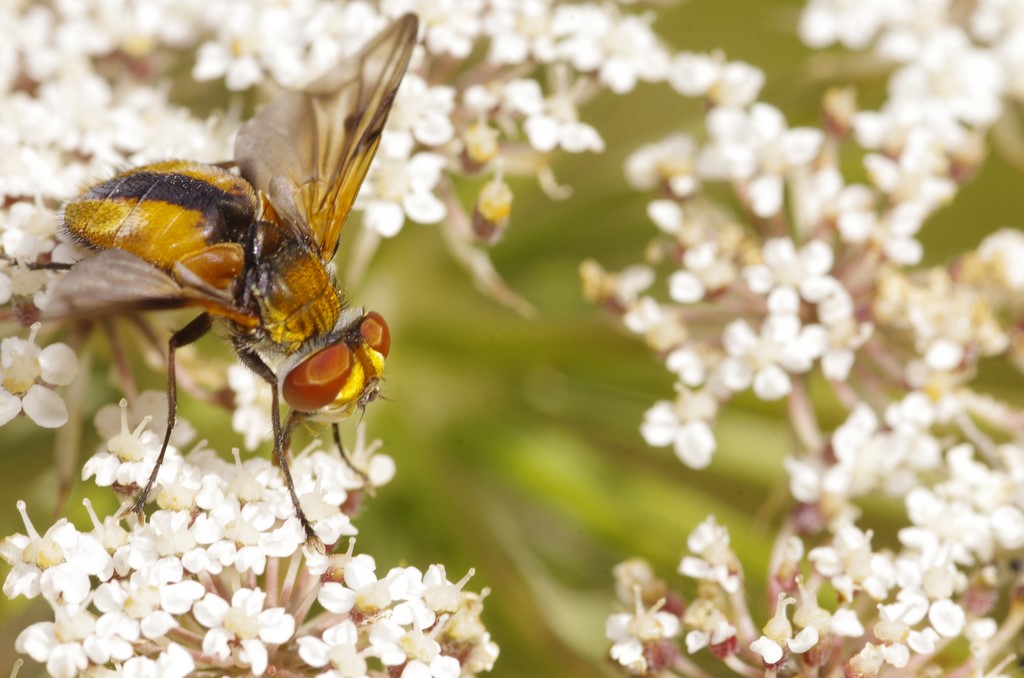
[237,346,325,553]
[121,312,212,519]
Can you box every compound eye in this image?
[282,344,353,412]
[360,311,391,358]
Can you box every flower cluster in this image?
[2,400,498,677]
[592,1,1024,675]
[0,0,679,328]
[0,0,685,444]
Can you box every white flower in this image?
[750,593,808,665]
[0,323,77,428]
[697,104,823,217]
[297,620,368,676]
[189,495,281,575]
[362,152,447,237]
[625,133,700,197]
[683,605,736,656]
[119,642,195,678]
[1,501,111,605]
[191,4,305,89]
[390,74,456,148]
[484,0,559,65]
[503,77,605,154]
[975,228,1024,292]
[93,390,195,450]
[606,586,680,674]
[886,27,1004,129]
[551,5,670,94]
[678,515,741,593]
[227,365,273,451]
[799,0,895,49]
[318,553,385,615]
[391,0,482,59]
[16,606,101,678]
[640,392,717,469]
[743,238,836,309]
[94,569,204,640]
[808,524,896,601]
[717,315,827,400]
[668,53,765,107]
[194,587,295,676]
[82,400,183,496]
[668,242,738,302]
[1,199,60,260]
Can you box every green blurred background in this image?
[3,1,1022,676]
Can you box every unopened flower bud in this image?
[463,122,500,170]
[472,177,512,245]
[823,86,857,138]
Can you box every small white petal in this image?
[767,287,800,315]
[750,635,784,664]
[161,580,206,615]
[403,192,446,224]
[822,349,855,381]
[882,642,909,668]
[318,582,357,614]
[141,610,176,639]
[924,339,963,371]
[744,264,775,294]
[831,608,865,637]
[48,645,90,678]
[783,128,824,165]
[749,175,783,218]
[753,365,791,400]
[524,115,559,152]
[666,349,705,387]
[723,320,758,356]
[788,626,819,653]
[239,638,268,675]
[908,626,939,654]
[22,385,67,427]
[717,358,753,393]
[928,599,966,638]
[647,200,682,233]
[15,622,57,661]
[640,402,678,447]
[297,636,330,668]
[364,201,406,237]
[685,629,710,653]
[157,643,195,678]
[193,594,230,628]
[258,607,295,644]
[674,421,716,469]
[668,271,705,303]
[0,388,22,425]
[992,505,1024,549]
[38,343,78,385]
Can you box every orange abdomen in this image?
[63,160,259,271]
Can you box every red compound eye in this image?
[360,311,391,358]
[282,344,353,412]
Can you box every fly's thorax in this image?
[277,308,390,420]
[244,222,342,352]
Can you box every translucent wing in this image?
[235,13,419,262]
[43,249,252,324]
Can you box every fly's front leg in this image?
[123,312,212,518]
[236,346,323,552]
[332,423,372,492]
[285,413,369,487]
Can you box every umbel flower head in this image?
[0,0,679,316]
[594,0,1024,676]
[2,403,499,676]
